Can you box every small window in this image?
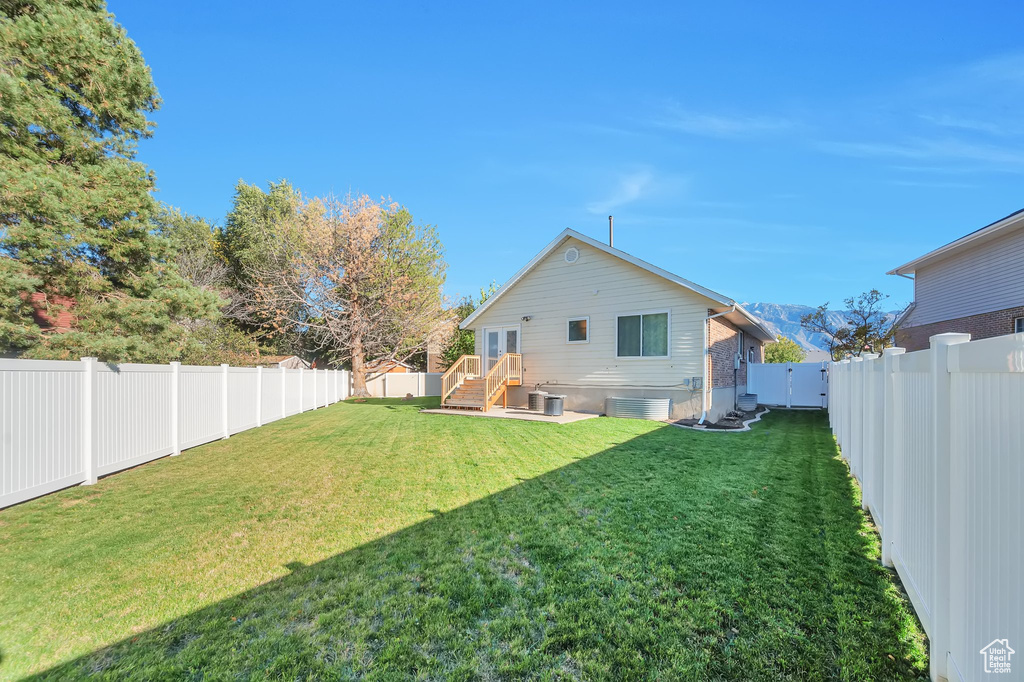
[616,311,669,357]
[567,317,589,343]
[1016,317,1024,333]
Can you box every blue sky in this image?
[110,1,1024,310]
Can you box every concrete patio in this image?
[420,406,601,424]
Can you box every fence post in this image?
[928,332,970,682]
[170,361,181,456]
[850,357,863,478]
[255,366,263,427]
[860,353,878,511]
[311,369,315,409]
[880,347,904,567]
[785,362,792,408]
[221,363,230,439]
[323,370,329,408]
[333,369,338,403]
[383,373,388,398]
[418,372,425,397]
[81,357,97,485]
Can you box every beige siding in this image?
[471,237,712,389]
[908,226,1024,327]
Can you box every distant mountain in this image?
[744,302,902,361]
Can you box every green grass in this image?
[0,400,927,680]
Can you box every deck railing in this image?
[440,354,481,404]
[483,353,522,408]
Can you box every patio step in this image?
[444,399,486,408]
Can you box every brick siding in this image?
[897,305,1024,352]
[708,315,765,388]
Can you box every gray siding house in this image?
[889,208,1024,351]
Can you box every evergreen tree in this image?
[220,180,303,352]
[0,0,219,361]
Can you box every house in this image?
[364,358,416,375]
[447,228,774,420]
[889,208,1024,351]
[258,355,310,370]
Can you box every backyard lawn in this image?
[0,400,927,680]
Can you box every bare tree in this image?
[800,289,898,360]
[250,194,447,396]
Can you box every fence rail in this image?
[0,358,351,509]
[830,332,1022,682]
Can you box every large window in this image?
[567,317,589,343]
[616,312,669,357]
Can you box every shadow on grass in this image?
[344,396,441,409]
[28,412,926,681]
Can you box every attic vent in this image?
[564,247,580,263]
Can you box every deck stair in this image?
[441,353,522,411]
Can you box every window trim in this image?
[1016,316,1024,334]
[615,309,671,359]
[566,316,590,344]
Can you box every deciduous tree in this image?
[800,289,897,360]
[764,335,806,363]
[251,194,447,395]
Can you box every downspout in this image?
[699,305,736,424]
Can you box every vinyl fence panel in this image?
[260,367,285,424]
[178,366,223,450]
[94,363,174,476]
[227,368,259,435]
[0,359,85,508]
[829,332,1023,682]
[363,372,442,398]
[0,358,349,510]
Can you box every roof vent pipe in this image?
[608,215,614,247]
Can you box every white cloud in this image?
[653,108,794,138]
[816,137,1024,166]
[918,113,1007,136]
[586,170,659,214]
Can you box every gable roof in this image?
[460,228,774,342]
[888,207,1024,276]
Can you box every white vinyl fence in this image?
[0,358,351,509]
[748,361,829,407]
[364,372,441,398]
[830,333,1022,682]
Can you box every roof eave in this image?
[888,207,1024,276]
[460,228,735,329]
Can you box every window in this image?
[616,311,669,357]
[567,317,589,343]
[1017,317,1024,333]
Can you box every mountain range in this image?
[744,302,903,361]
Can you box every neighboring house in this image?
[454,229,774,420]
[364,359,416,375]
[889,208,1024,351]
[258,355,310,369]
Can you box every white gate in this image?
[748,361,829,408]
